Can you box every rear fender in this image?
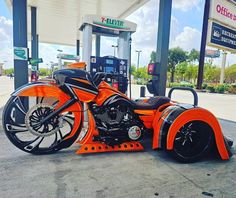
[166,108,231,160]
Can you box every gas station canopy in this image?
[6,0,149,46]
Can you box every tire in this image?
[3,96,82,154]
[170,121,213,163]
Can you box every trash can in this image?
[140,86,146,97]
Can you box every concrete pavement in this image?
[0,76,14,110]
[0,118,235,198]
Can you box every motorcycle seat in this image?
[132,96,170,110]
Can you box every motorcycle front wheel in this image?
[3,96,83,154]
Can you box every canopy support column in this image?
[13,0,28,89]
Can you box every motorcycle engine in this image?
[90,102,143,145]
[94,105,127,126]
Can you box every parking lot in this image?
[0,76,236,198]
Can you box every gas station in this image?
[80,15,137,93]
[1,0,236,197]
[7,0,172,97]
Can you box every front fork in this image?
[40,98,77,124]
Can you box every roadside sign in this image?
[57,54,80,60]
[207,21,236,51]
[80,15,137,33]
[14,47,28,60]
[209,0,236,30]
[29,58,43,65]
[205,49,220,58]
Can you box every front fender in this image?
[12,82,69,99]
[166,108,231,160]
[11,81,84,149]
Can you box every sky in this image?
[0,0,235,68]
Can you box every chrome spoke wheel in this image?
[3,96,77,154]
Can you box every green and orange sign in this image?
[94,17,128,30]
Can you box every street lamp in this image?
[57,49,63,69]
[111,45,118,57]
[135,50,142,69]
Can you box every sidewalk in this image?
[130,84,236,122]
[0,76,14,109]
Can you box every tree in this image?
[130,65,136,76]
[168,47,187,82]
[4,68,14,75]
[188,49,200,63]
[225,64,236,83]
[39,68,50,77]
[135,66,151,83]
[185,64,198,83]
[175,61,188,81]
[204,64,220,83]
[149,51,156,63]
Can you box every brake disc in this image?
[25,103,59,137]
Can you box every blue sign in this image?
[210,22,236,51]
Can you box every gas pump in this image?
[79,15,137,94]
[90,56,128,93]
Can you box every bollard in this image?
[140,86,146,97]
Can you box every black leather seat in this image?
[132,96,170,110]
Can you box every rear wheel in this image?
[3,96,82,154]
[171,121,213,163]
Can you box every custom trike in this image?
[2,67,233,162]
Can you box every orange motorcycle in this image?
[2,67,233,162]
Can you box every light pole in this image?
[111,45,118,57]
[136,50,142,69]
[220,51,227,84]
[57,49,63,69]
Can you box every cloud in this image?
[0,16,13,68]
[0,16,13,45]
[172,0,201,12]
[38,43,77,67]
[171,26,201,51]
[126,0,159,66]
[126,0,181,67]
[170,16,180,47]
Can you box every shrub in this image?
[215,84,225,93]
[168,82,180,88]
[202,83,208,89]
[136,79,147,85]
[206,84,216,93]
[167,82,195,88]
[228,84,236,94]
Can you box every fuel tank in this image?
[53,68,99,102]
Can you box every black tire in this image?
[170,121,213,163]
[2,96,82,154]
